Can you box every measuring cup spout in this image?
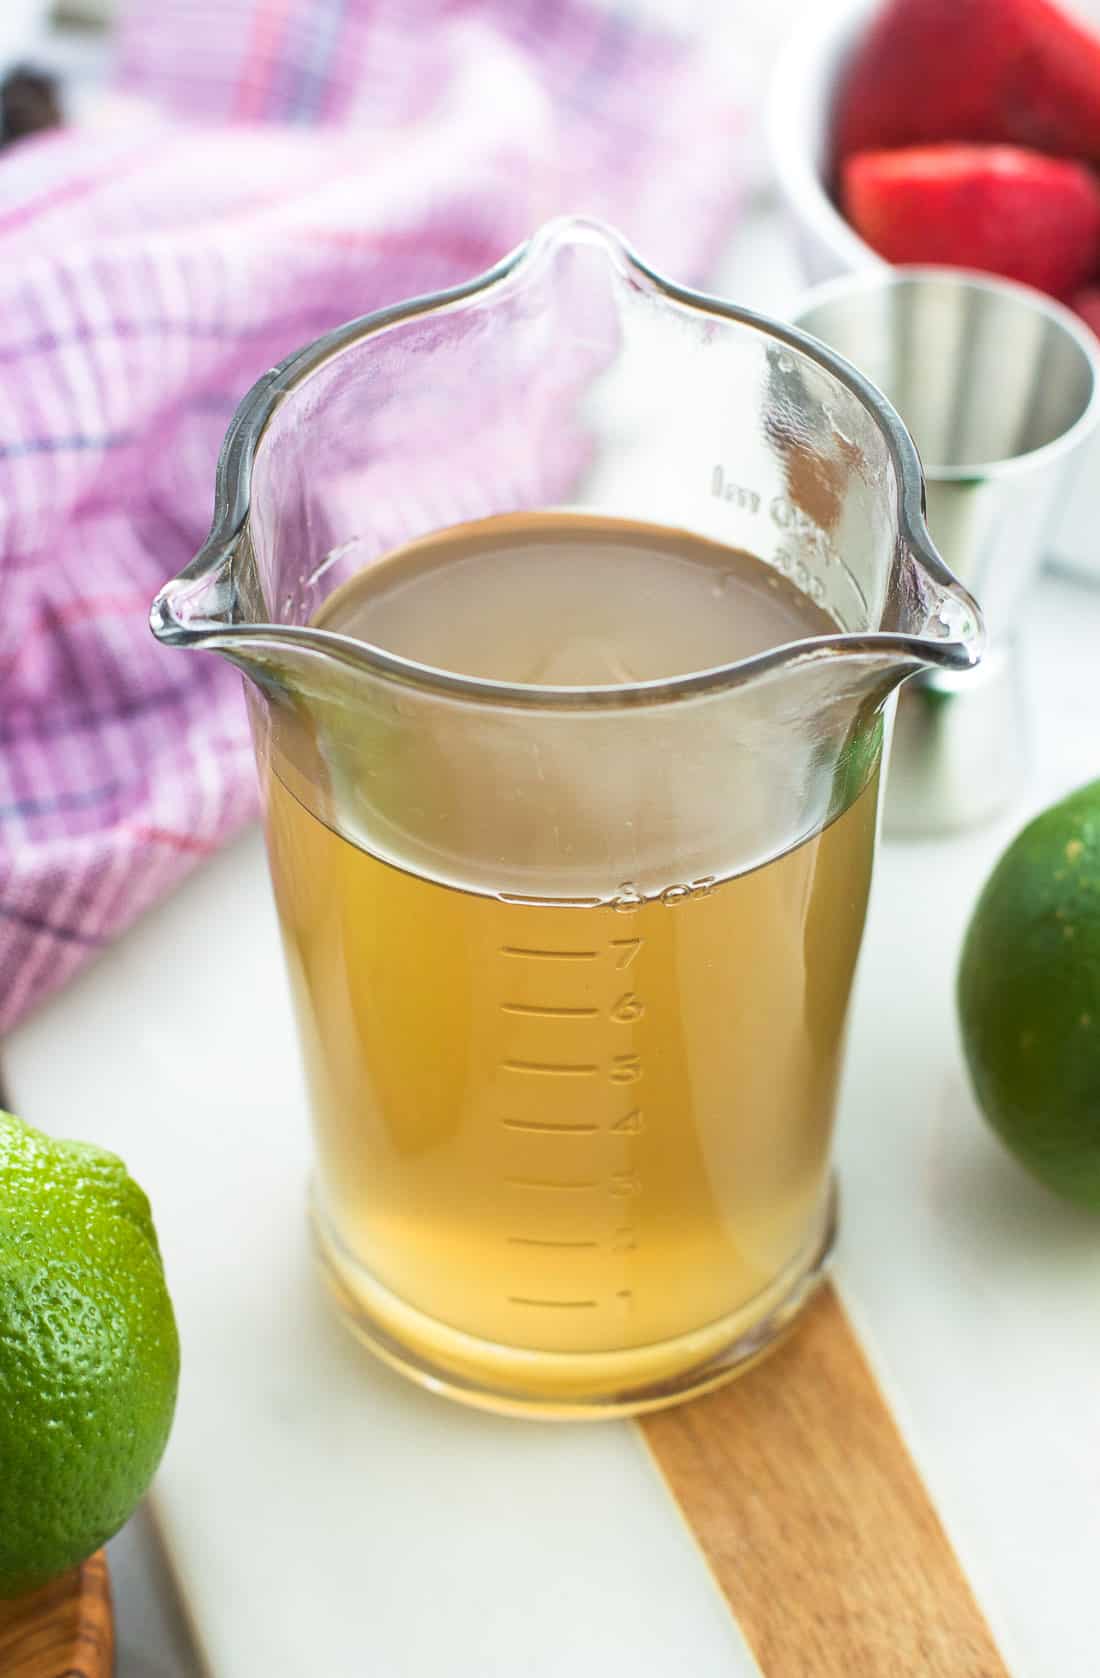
[150,537,239,651]
[882,434,986,680]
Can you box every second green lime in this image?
[958,779,1100,1209]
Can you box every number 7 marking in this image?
[610,938,643,970]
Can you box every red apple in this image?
[834,0,1100,167]
[842,144,1100,298]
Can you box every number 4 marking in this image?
[612,1108,644,1133]
[611,938,643,970]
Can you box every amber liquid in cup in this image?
[259,514,877,1413]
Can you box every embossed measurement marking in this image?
[508,1297,597,1309]
[500,1002,599,1018]
[500,946,598,960]
[505,1177,598,1191]
[506,1236,600,1248]
[501,1118,599,1133]
[500,932,647,1309]
[499,893,603,907]
[503,1058,598,1076]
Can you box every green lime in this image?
[958,779,1100,1208]
[0,1112,179,1598]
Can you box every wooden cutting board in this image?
[0,1551,113,1678]
[642,1285,1008,1678]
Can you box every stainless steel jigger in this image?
[792,268,1100,833]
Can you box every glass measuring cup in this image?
[151,218,983,1417]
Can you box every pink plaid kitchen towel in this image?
[0,0,745,1031]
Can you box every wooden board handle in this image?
[642,1285,1008,1678]
[0,1550,114,1678]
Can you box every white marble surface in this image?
[106,1509,196,1678]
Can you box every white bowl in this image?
[768,0,1100,579]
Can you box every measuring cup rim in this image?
[790,264,1100,483]
[150,215,984,707]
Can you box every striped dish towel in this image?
[0,0,746,1031]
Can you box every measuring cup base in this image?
[309,1184,837,1420]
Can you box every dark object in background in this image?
[1,66,62,148]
